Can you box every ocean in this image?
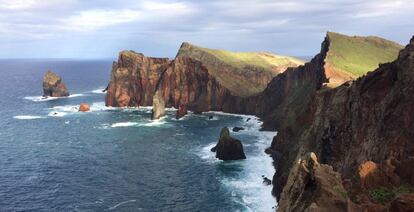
[0,59,276,211]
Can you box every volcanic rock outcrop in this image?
[43,70,69,97]
[151,91,165,120]
[78,103,90,112]
[272,36,414,211]
[105,44,303,116]
[176,105,187,119]
[277,152,358,212]
[105,51,171,107]
[176,42,304,97]
[211,127,246,161]
[248,32,403,130]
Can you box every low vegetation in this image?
[370,185,412,204]
[326,32,403,77]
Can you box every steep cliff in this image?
[152,56,233,113]
[176,42,304,97]
[105,51,171,107]
[272,36,414,211]
[105,45,302,109]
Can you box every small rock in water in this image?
[246,118,251,122]
[232,127,245,132]
[262,175,272,185]
[79,103,90,112]
[208,116,214,120]
[212,127,246,160]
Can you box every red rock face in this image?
[78,103,90,112]
[272,36,414,210]
[176,105,188,119]
[154,56,234,113]
[105,51,171,107]
[43,70,69,97]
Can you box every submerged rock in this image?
[151,91,165,120]
[78,103,90,112]
[176,105,187,119]
[262,175,272,185]
[42,70,69,97]
[211,127,246,161]
[232,127,245,132]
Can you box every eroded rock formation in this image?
[43,70,69,97]
[105,51,171,107]
[211,127,246,161]
[277,152,359,212]
[78,103,90,112]
[272,36,414,211]
[151,91,165,120]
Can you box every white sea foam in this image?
[111,122,138,128]
[108,199,137,210]
[24,93,85,102]
[196,113,277,211]
[110,119,167,128]
[90,88,107,94]
[13,115,44,120]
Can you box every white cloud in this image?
[0,0,74,10]
[60,9,141,31]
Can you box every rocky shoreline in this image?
[104,32,413,211]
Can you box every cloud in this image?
[0,0,75,10]
[61,9,142,31]
[0,0,413,58]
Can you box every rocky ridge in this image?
[271,36,414,211]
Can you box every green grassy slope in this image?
[326,32,403,77]
[176,42,304,97]
[197,47,303,70]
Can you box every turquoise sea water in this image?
[0,59,276,211]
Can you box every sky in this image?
[0,0,413,59]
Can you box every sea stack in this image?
[42,70,69,97]
[211,127,246,160]
[151,91,165,120]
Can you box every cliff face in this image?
[251,38,329,130]
[153,56,233,113]
[249,33,403,130]
[176,42,303,97]
[105,51,171,107]
[43,70,69,97]
[272,36,414,211]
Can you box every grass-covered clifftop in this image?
[176,42,303,97]
[325,32,403,85]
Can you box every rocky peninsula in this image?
[104,32,413,211]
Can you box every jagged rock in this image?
[151,91,165,120]
[232,127,245,132]
[176,105,187,119]
[78,103,90,112]
[272,36,414,210]
[262,175,272,185]
[105,51,171,107]
[211,127,246,161]
[176,42,303,97]
[278,152,354,212]
[390,194,414,212]
[42,70,69,97]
